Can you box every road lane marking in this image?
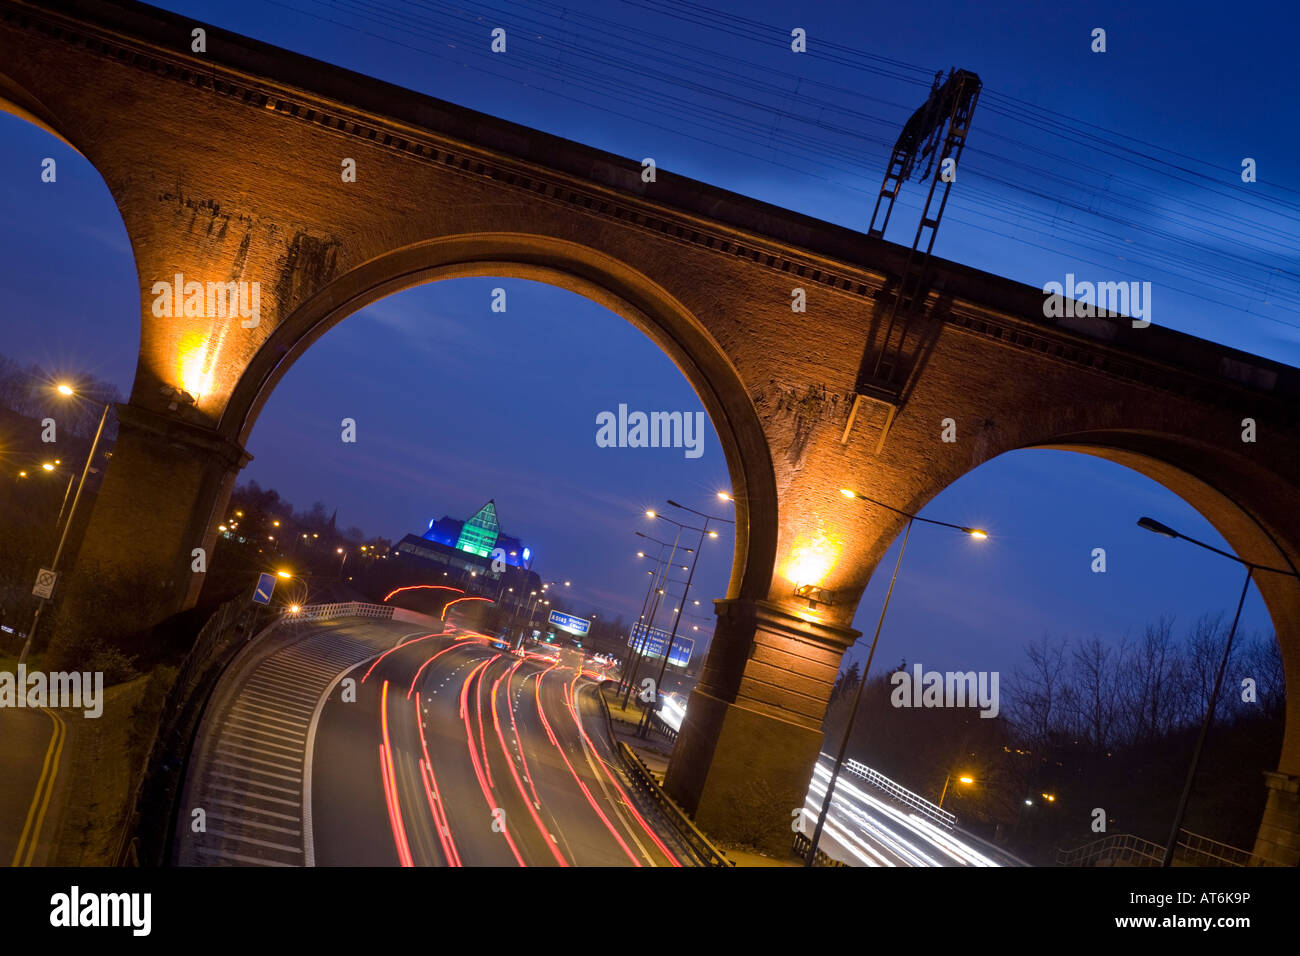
[11,708,66,867]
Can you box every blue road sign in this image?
[628,622,693,667]
[547,609,590,636]
[253,572,276,605]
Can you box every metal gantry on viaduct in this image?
[2,0,1298,862]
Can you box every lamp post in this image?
[18,386,111,666]
[804,487,987,866]
[621,513,698,709]
[623,533,693,694]
[938,772,974,808]
[637,499,733,738]
[1136,515,1300,867]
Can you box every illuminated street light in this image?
[277,569,292,579]
[635,499,735,738]
[939,772,975,808]
[717,491,732,501]
[1136,514,1300,866]
[19,382,112,665]
[41,462,54,472]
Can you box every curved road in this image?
[311,628,685,866]
[176,616,689,867]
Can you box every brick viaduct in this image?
[2,0,1298,862]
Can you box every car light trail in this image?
[490,671,568,866]
[563,673,682,867]
[414,693,461,867]
[533,665,642,865]
[362,632,442,683]
[407,643,464,699]
[383,584,465,602]
[806,761,1003,867]
[441,596,493,621]
[378,680,414,867]
[459,657,526,866]
[506,659,544,809]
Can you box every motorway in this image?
[801,758,1018,867]
[177,617,688,866]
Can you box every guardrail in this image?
[593,686,732,867]
[842,756,957,829]
[1056,830,1266,867]
[617,742,734,868]
[792,830,848,867]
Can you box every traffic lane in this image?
[510,663,645,865]
[546,667,683,867]
[311,630,477,866]
[510,661,681,866]
[0,707,60,865]
[482,654,640,867]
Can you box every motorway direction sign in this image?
[253,572,276,605]
[547,609,590,636]
[32,568,57,600]
[628,622,693,667]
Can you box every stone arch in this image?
[218,231,779,605]
[840,426,1300,864]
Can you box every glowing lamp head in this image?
[42,462,55,471]
[289,604,301,614]
[965,528,988,539]
[717,491,732,501]
[646,509,656,519]
[276,570,291,579]
[840,488,857,499]
[959,775,974,785]
[56,383,75,396]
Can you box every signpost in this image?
[547,609,590,637]
[253,572,276,606]
[31,568,58,600]
[628,622,693,667]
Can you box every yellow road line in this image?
[11,708,66,867]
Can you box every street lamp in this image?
[622,533,692,695]
[637,498,735,738]
[18,384,112,665]
[1136,514,1300,866]
[622,516,699,708]
[804,487,987,866]
[939,772,975,808]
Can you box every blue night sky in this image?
[1,0,1294,679]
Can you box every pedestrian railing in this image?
[1056,830,1267,867]
[842,756,957,829]
[282,601,395,623]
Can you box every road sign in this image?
[32,568,57,600]
[547,609,590,636]
[628,622,693,667]
[253,572,276,605]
